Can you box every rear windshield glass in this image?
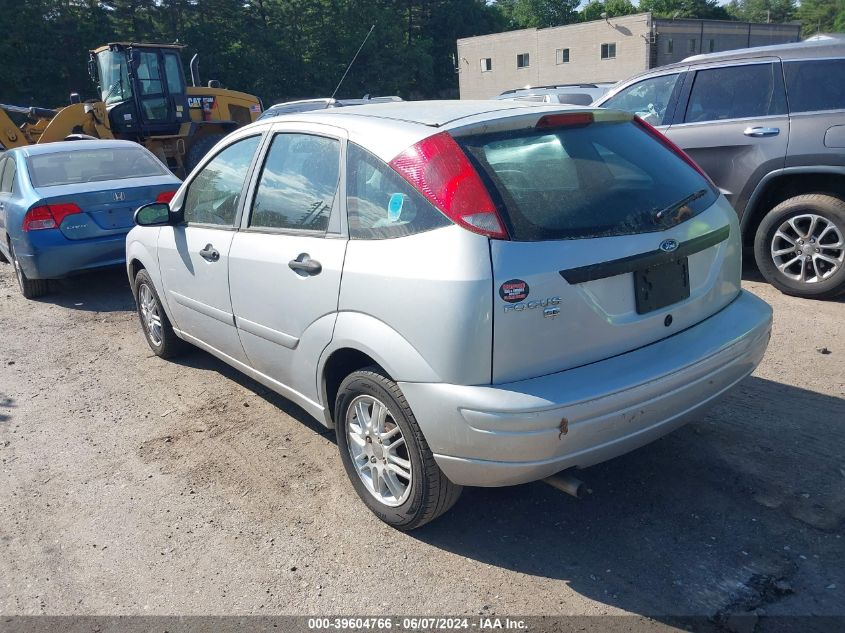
[459,120,717,241]
[28,147,167,188]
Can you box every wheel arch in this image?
[318,312,441,427]
[741,167,845,247]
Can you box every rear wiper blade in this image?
[653,189,708,224]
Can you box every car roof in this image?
[14,139,148,158]
[286,99,552,128]
[239,99,603,163]
[616,39,845,87]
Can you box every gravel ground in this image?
[0,260,843,629]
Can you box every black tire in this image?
[186,133,226,173]
[10,243,49,299]
[335,366,462,530]
[133,269,187,358]
[754,194,845,299]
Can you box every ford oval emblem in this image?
[659,239,679,253]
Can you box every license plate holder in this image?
[634,257,690,314]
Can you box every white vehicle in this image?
[127,100,772,529]
[496,83,615,105]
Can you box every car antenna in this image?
[327,24,375,107]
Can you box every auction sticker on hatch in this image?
[499,279,529,303]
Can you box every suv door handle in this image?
[744,126,780,137]
[199,244,220,262]
[288,254,322,276]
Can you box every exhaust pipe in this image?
[190,54,200,87]
[544,472,588,498]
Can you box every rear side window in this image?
[684,63,786,123]
[346,142,449,240]
[28,147,167,188]
[0,157,14,193]
[460,120,717,241]
[784,59,845,113]
[250,133,340,233]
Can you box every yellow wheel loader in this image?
[0,43,262,175]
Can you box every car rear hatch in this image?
[451,110,741,383]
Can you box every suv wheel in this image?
[335,366,462,530]
[10,243,49,299]
[754,194,845,299]
[134,269,186,358]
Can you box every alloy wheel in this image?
[770,213,844,284]
[345,395,412,507]
[138,283,163,346]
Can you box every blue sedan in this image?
[0,140,180,298]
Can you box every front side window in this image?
[183,136,261,226]
[346,142,449,240]
[784,59,845,113]
[601,43,616,60]
[601,73,683,126]
[517,53,530,68]
[556,48,570,64]
[250,134,339,233]
[684,63,786,123]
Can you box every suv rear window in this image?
[459,120,717,241]
[28,147,167,188]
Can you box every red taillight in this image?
[22,203,82,232]
[536,112,594,128]
[156,191,176,203]
[388,132,507,239]
[633,116,716,188]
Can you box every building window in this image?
[601,43,616,60]
[480,58,492,72]
[666,39,673,54]
[689,39,696,53]
[708,39,716,53]
[517,53,530,68]
[556,48,570,64]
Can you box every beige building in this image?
[457,13,801,99]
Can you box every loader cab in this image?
[91,43,190,139]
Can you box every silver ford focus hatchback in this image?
[127,101,772,529]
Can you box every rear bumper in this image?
[14,232,128,279]
[399,290,772,487]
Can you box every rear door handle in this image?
[288,254,322,276]
[199,244,220,262]
[744,126,780,137]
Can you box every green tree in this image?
[639,0,731,20]
[726,0,797,23]
[581,0,638,22]
[797,0,845,36]
[493,0,581,28]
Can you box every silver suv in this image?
[127,101,772,529]
[596,39,845,299]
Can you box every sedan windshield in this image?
[28,147,167,188]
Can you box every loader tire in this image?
[186,134,226,173]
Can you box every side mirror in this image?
[134,202,172,226]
